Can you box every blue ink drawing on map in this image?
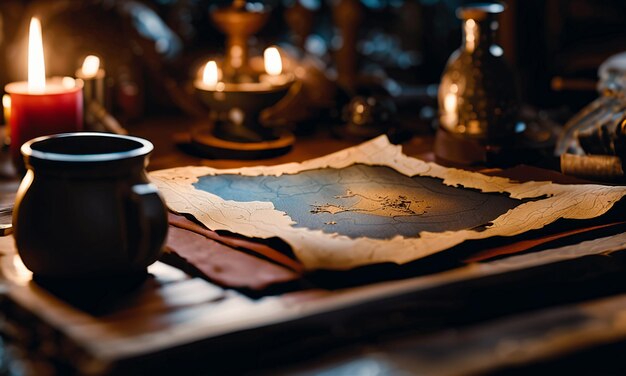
[193,164,522,239]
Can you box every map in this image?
[151,136,626,270]
[193,164,521,239]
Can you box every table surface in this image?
[3,117,626,375]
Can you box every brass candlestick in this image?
[192,1,296,159]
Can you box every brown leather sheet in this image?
[165,213,302,290]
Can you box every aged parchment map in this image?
[150,136,626,270]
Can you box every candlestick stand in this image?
[192,0,295,159]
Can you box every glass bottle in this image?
[437,3,518,142]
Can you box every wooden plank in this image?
[271,293,626,376]
[3,229,626,374]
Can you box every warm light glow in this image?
[264,47,282,76]
[81,55,100,78]
[464,19,477,52]
[3,94,11,125]
[443,93,457,115]
[441,92,458,130]
[62,77,76,89]
[12,255,33,285]
[230,45,243,69]
[202,61,219,87]
[28,17,46,93]
[467,119,481,134]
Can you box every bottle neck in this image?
[461,18,495,53]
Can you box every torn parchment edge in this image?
[150,135,626,270]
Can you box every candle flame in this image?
[202,60,219,87]
[264,47,282,76]
[28,17,46,93]
[81,55,100,78]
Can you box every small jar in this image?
[14,132,168,280]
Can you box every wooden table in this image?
[2,117,626,375]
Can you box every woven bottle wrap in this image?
[560,153,624,180]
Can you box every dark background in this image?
[0,0,625,123]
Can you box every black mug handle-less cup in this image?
[13,132,168,283]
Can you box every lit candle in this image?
[200,60,220,90]
[76,55,105,106]
[264,47,282,76]
[260,47,290,86]
[5,18,83,168]
[81,55,100,78]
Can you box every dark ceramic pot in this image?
[14,132,168,279]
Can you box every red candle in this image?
[5,18,83,168]
[6,78,83,165]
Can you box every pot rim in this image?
[21,132,154,163]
